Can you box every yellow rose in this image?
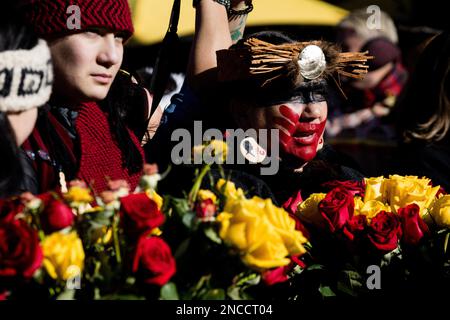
[217,204,290,270]
[216,179,245,211]
[42,232,85,281]
[264,198,307,255]
[296,193,326,228]
[353,196,365,215]
[197,189,217,204]
[384,175,440,215]
[359,200,391,220]
[242,233,291,270]
[364,177,385,202]
[64,186,93,204]
[430,195,450,228]
[205,140,228,162]
[146,189,163,210]
[217,191,307,271]
[193,140,228,163]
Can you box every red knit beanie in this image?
[21,0,134,40]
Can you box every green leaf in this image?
[227,286,242,300]
[226,285,253,300]
[203,226,222,244]
[235,272,260,287]
[174,238,191,259]
[182,212,196,230]
[160,282,180,300]
[56,289,76,300]
[318,285,336,297]
[306,264,326,271]
[381,246,402,267]
[199,288,225,300]
[172,197,191,217]
[336,269,364,297]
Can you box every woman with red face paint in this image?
[151,0,371,203]
[17,0,163,194]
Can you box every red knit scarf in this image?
[75,102,145,193]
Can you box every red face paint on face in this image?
[274,104,327,165]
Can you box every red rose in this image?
[282,191,303,215]
[262,255,307,286]
[319,187,354,232]
[195,199,216,222]
[39,194,74,234]
[0,219,43,278]
[322,180,365,197]
[399,204,429,246]
[289,213,310,240]
[132,236,176,286]
[120,193,165,238]
[343,214,368,241]
[0,199,23,223]
[368,211,402,252]
[262,265,290,286]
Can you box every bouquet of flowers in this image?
[155,139,311,300]
[288,175,450,298]
[0,137,312,301]
[0,164,176,300]
[162,178,310,300]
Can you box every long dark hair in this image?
[395,32,450,144]
[0,5,38,197]
[100,71,147,174]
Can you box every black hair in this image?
[99,71,147,174]
[0,4,38,197]
[0,113,24,198]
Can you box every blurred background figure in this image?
[327,8,408,140]
[337,7,398,51]
[136,67,185,111]
[389,32,450,191]
[0,2,53,197]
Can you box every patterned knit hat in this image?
[0,39,53,113]
[21,0,134,40]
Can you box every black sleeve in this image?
[126,84,150,141]
[18,150,39,195]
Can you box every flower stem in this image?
[112,214,122,264]
[188,164,211,209]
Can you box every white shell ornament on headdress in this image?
[298,45,327,80]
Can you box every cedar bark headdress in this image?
[217,37,373,102]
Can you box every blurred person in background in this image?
[327,8,408,140]
[389,32,450,191]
